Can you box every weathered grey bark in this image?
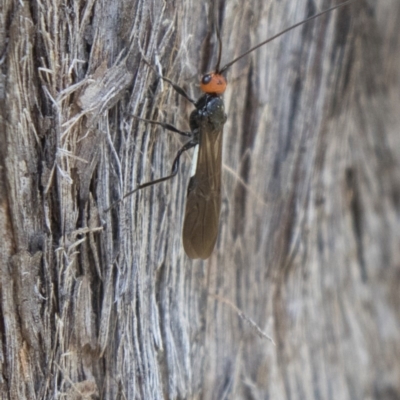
[1,0,399,399]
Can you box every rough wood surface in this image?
[1,0,399,399]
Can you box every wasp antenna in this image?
[219,0,354,75]
[215,19,223,74]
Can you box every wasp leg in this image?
[105,138,198,212]
[142,59,196,104]
[133,116,192,137]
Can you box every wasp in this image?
[107,1,354,259]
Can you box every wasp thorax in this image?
[200,73,227,95]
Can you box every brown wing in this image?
[182,126,223,259]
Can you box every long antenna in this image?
[214,3,223,73]
[219,0,354,75]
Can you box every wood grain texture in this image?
[1,0,399,399]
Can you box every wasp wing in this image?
[182,125,223,259]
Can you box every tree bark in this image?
[1,0,399,399]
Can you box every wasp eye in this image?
[201,74,212,85]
